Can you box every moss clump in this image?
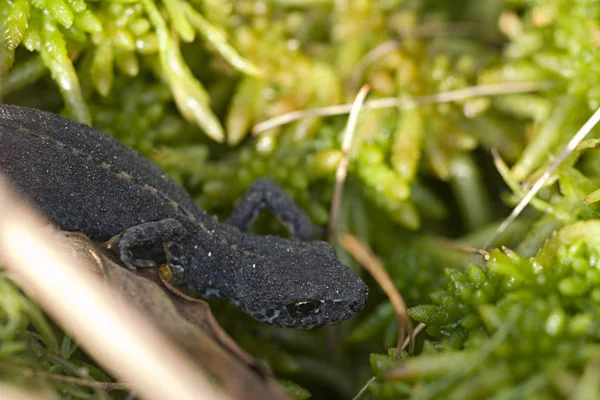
[0,274,123,398]
[366,221,600,399]
[5,0,600,398]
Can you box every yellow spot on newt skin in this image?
[169,200,179,209]
[158,264,172,281]
[143,184,157,193]
[118,171,133,181]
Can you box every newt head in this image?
[230,236,368,328]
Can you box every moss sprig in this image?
[365,221,600,399]
[7,0,600,398]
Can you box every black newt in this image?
[0,105,367,328]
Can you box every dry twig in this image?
[349,41,401,90]
[484,106,600,249]
[351,323,427,400]
[0,365,126,391]
[441,239,490,260]
[340,233,413,357]
[253,81,550,134]
[348,22,502,91]
[401,322,426,351]
[328,84,370,244]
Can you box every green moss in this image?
[5,0,600,398]
[366,221,600,399]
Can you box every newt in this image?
[0,105,367,328]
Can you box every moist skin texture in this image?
[0,105,368,328]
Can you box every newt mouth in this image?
[246,296,367,328]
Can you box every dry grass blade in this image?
[348,22,502,92]
[0,365,126,390]
[340,233,413,357]
[350,285,427,400]
[252,81,550,134]
[441,238,490,260]
[401,322,426,351]
[484,105,600,250]
[491,148,571,221]
[0,176,228,400]
[328,84,371,244]
[401,21,504,42]
[349,42,401,90]
[351,377,376,400]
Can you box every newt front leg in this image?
[226,179,320,241]
[116,218,185,269]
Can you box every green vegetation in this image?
[3,0,600,398]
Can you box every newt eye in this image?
[287,300,318,316]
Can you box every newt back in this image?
[0,105,205,240]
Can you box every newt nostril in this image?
[349,299,364,313]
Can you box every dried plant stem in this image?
[401,322,426,351]
[441,239,490,260]
[351,324,427,400]
[349,41,401,90]
[349,21,503,91]
[0,364,127,390]
[484,105,600,250]
[351,377,376,400]
[328,84,370,244]
[340,233,413,357]
[253,81,550,134]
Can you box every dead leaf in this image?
[140,267,261,369]
[57,231,290,400]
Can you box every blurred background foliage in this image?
[3,0,600,398]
